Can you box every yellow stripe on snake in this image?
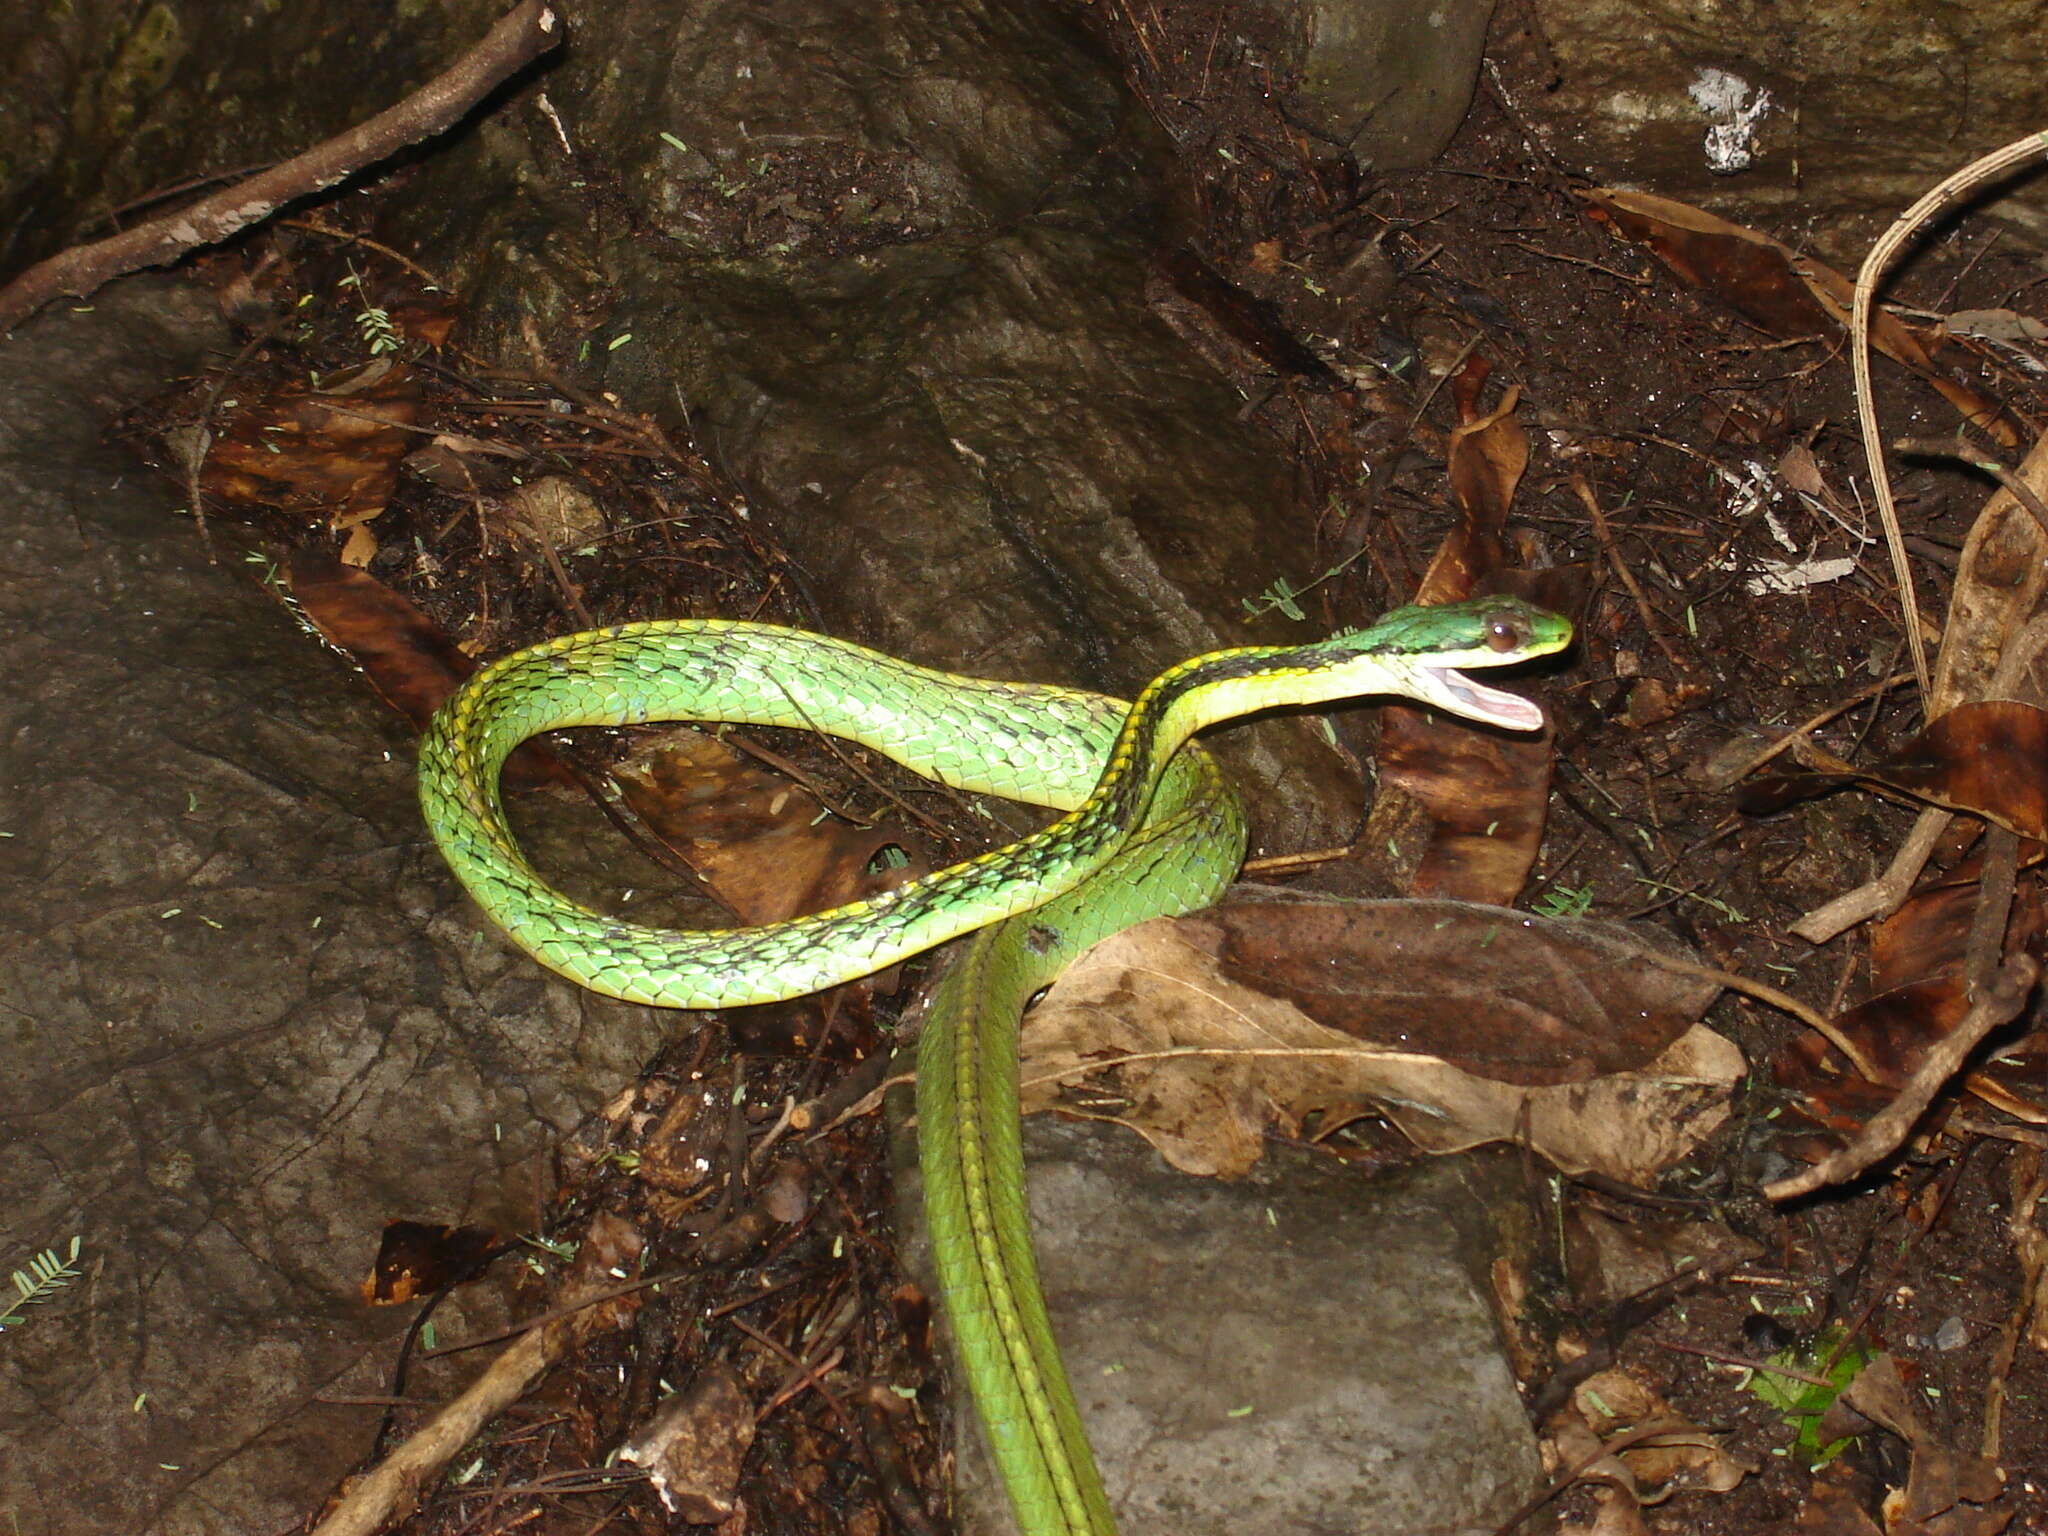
[420,595,1569,1534]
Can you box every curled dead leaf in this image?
[1560,1367,1757,1502]
[501,474,608,550]
[1023,898,1740,1183]
[1576,188,2015,444]
[1842,1355,2009,1530]
[1742,702,2048,840]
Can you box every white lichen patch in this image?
[1688,67,1772,174]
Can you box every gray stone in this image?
[1279,0,1497,168]
[0,278,668,1535]
[897,1114,1545,1535]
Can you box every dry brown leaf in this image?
[1547,1413,1643,1504]
[1743,703,2048,841]
[613,727,925,930]
[1566,1367,1758,1500]
[1557,1485,1654,1536]
[1374,696,1557,903]
[1363,374,1563,901]
[502,474,608,550]
[1841,1356,2009,1531]
[613,726,931,1053]
[1794,1469,1887,1534]
[357,1220,505,1306]
[199,364,421,519]
[403,431,527,494]
[1197,897,1715,1082]
[1023,904,1740,1183]
[1576,188,2014,443]
[1770,868,2046,1144]
[338,517,379,567]
[284,552,570,787]
[562,1209,646,1341]
[617,1362,755,1520]
[1565,1209,1762,1309]
[1437,376,1528,578]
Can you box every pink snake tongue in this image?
[1430,666,1547,732]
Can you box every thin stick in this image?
[1570,473,1684,667]
[1851,129,2048,697]
[1654,1339,1839,1391]
[1894,434,2048,542]
[309,1232,632,1536]
[0,1,562,333]
[1981,1147,2047,1462]
[1713,670,1916,785]
[1790,806,1950,944]
[281,215,451,293]
[1630,950,1883,1083]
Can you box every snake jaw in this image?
[1417,664,1548,732]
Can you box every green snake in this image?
[419,595,1569,1535]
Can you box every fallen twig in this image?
[1982,1146,2047,1462]
[1850,128,2048,695]
[1570,472,1684,669]
[309,1208,641,1536]
[0,1,561,334]
[1791,805,1950,944]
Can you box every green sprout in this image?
[1746,1325,1871,1466]
[2,1238,84,1332]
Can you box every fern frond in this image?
[1,1236,83,1331]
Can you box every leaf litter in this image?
[1024,897,1738,1183]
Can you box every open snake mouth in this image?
[1421,664,1548,732]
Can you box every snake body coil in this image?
[420,597,1570,1536]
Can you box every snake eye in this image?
[1483,612,1525,653]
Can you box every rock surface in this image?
[387,0,1387,850]
[1280,0,1497,168]
[895,1114,1546,1536]
[1526,0,2048,257]
[0,279,668,1534]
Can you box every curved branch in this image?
[0,0,562,334]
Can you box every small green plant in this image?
[1634,877,1747,924]
[1532,883,1595,919]
[1746,1324,1871,1466]
[520,1232,579,1265]
[2,1237,83,1332]
[1238,518,1381,621]
[1241,575,1308,621]
[338,266,401,356]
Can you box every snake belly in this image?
[418,599,1567,1536]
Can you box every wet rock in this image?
[1279,0,1497,168]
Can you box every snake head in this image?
[1339,595,1571,733]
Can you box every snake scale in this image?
[419,594,1570,1535]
